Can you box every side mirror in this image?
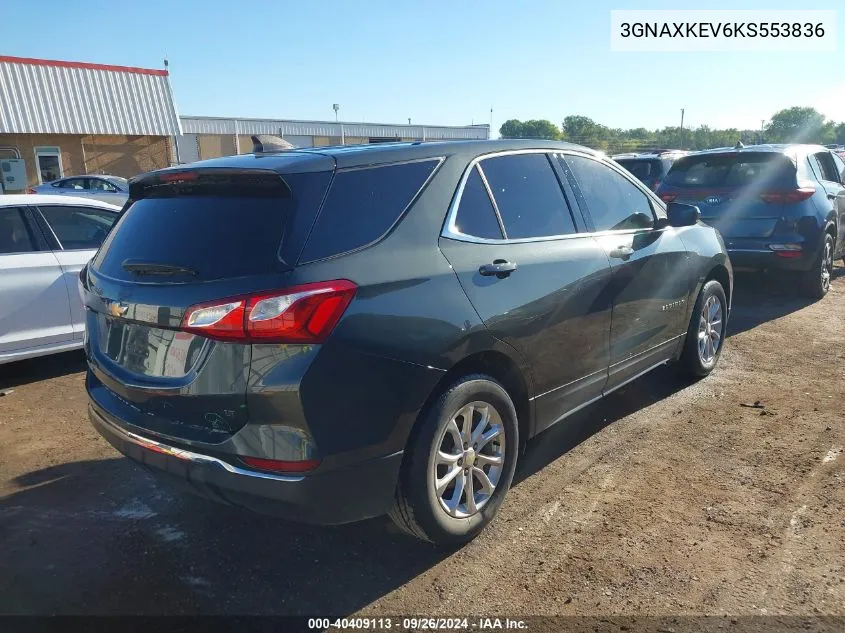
[665,202,701,228]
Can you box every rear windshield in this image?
[93,170,331,281]
[664,152,796,189]
[615,159,659,182]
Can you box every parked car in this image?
[657,144,845,297]
[81,139,731,545]
[0,195,120,364]
[613,150,686,192]
[29,175,129,206]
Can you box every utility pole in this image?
[680,108,685,150]
[760,119,766,144]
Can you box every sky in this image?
[2,0,843,135]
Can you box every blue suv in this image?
[657,144,845,298]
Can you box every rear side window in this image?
[299,159,440,263]
[813,152,841,183]
[0,208,37,254]
[39,205,117,250]
[452,166,503,239]
[665,153,796,189]
[94,170,330,281]
[480,153,576,239]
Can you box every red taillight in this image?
[159,172,197,183]
[180,280,357,343]
[240,456,321,473]
[27,188,37,194]
[660,193,677,203]
[760,185,816,204]
[774,251,802,258]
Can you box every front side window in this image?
[38,205,117,250]
[479,153,576,239]
[90,179,118,192]
[0,208,38,254]
[452,166,503,239]
[564,154,654,232]
[63,178,88,190]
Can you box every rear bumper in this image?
[727,247,813,273]
[89,401,403,525]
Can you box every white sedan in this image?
[0,194,120,364]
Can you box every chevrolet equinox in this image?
[82,139,732,545]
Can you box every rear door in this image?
[439,151,613,432]
[34,203,119,339]
[0,206,73,355]
[561,152,692,391]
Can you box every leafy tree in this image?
[499,119,560,139]
[499,119,525,139]
[766,107,832,144]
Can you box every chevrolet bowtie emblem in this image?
[107,302,128,318]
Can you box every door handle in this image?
[479,259,517,278]
[608,246,634,259]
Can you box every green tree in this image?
[499,119,525,139]
[520,119,561,139]
[835,123,845,145]
[766,107,833,144]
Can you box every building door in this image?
[34,147,63,184]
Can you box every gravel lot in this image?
[1,268,843,619]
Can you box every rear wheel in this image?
[389,375,519,545]
[678,279,727,377]
[802,233,834,300]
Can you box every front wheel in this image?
[802,233,834,300]
[678,279,727,377]
[389,375,519,545]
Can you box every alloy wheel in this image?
[431,401,506,519]
[698,295,723,364]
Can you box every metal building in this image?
[176,115,490,163]
[0,55,181,191]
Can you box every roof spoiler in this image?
[252,134,294,153]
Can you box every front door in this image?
[561,152,693,391]
[439,151,613,433]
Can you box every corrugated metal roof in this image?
[0,56,181,136]
[180,116,489,140]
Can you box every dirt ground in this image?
[1,267,843,621]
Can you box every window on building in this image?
[34,147,63,184]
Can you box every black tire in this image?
[801,233,834,300]
[678,279,727,378]
[389,374,519,546]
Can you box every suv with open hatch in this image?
[82,139,732,545]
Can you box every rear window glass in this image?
[93,170,330,281]
[299,159,440,263]
[665,153,796,189]
[616,159,655,181]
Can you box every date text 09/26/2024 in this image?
[308,618,529,630]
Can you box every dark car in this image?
[81,139,732,545]
[613,150,686,192]
[657,144,845,298]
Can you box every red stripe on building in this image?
[0,55,168,76]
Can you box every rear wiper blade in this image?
[121,260,198,276]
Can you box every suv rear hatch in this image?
[658,152,812,239]
[82,163,335,443]
[615,157,664,191]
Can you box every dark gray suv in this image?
[82,140,732,545]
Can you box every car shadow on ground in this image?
[0,350,86,391]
